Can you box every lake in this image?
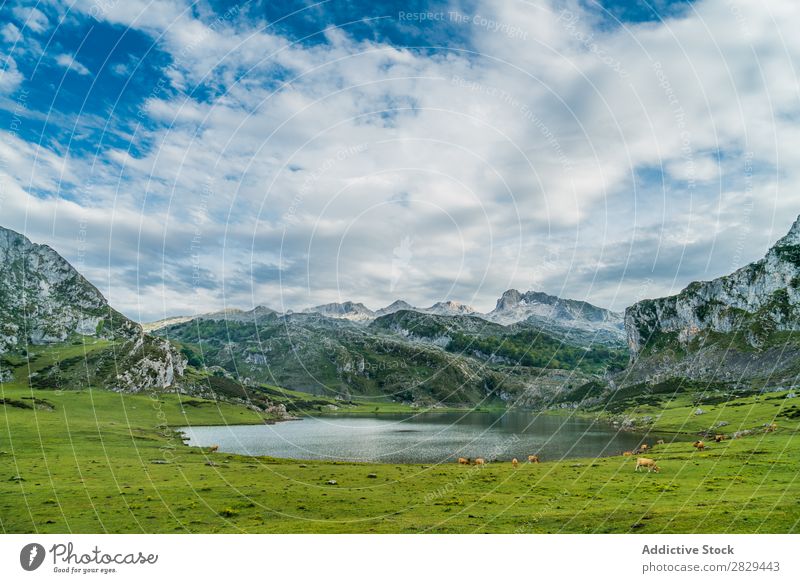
[179,411,654,463]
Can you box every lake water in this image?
[179,411,652,463]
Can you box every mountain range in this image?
[152,306,623,406]
[3,216,800,408]
[147,288,626,341]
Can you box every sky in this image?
[1,0,799,322]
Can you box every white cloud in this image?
[0,54,23,93]
[55,53,91,75]
[11,6,49,33]
[4,0,800,320]
[665,155,720,182]
[1,22,22,44]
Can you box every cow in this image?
[622,451,633,457]
[655,439,665,445]
[512,458,519,468]
[692,440,705,451]
[635,458,660,473]
[527,455,540,464]
[714,434,726,442]
[208,445,220,453]
[457,457,469,465]
[765,423,778,433]
[639,444,649,452]
[474,458,485,465]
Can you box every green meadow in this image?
[2,375,798,533]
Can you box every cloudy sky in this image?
[1,0,799,322]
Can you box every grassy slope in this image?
[600,386,800,434]
[2,375,798,533]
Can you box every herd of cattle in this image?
[454,423,779,474]
[457,454,539,466]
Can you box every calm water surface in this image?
[180,411,653,463]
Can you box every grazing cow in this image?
[714,434,726,442]
[622,451,633,457]
[639,444,649,452]
[656,439,665,445]
[765,423,778,433]
[692,440,705,451]
[474,458,485,465]
[527,455,540,464]
[457,457,469,465]
[635,458,660,473]
[512,458,519,468]
[208,445,220,453]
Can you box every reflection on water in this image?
[180,411,656,464]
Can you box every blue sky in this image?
[1,0,798,322]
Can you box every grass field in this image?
[606,390,800,435]
[2,378,798,533]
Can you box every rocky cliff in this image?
[623,216,800,386]
[0,226,136,352]
[0,226,185,392]
[486,289,625,344]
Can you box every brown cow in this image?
[635,457,660,473]
[457,457,469,465]
[692,440,705,451]
[639,444,649,452]
[527,455,540,464]
[622,451,633,456]
[474,458,485,465]
[714,434,726,442]
[208,445,220,453]
[511,458,519,469]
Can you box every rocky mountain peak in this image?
[0,225,27,248]
[0,225,185,391]
[625,213,800,366]
[773,215,800,247]
[495,289,523,310]
[375,300,415,316]
[487,288,623,337]
[0,226,130,353]
[423,300,476,316]
[304,301,376,321]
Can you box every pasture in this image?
[1,383,798,533]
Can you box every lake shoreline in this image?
[170,404,699,465]
[177,409,656,464]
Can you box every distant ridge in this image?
[303,301,375,321]
[145,290,618,334]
